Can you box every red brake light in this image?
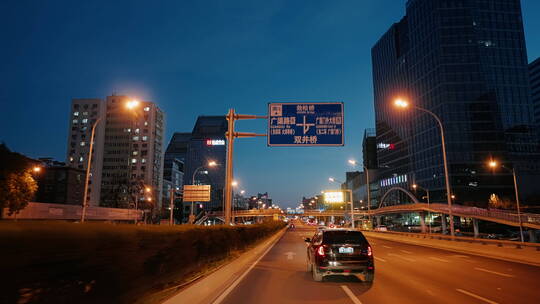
[317,245,326,257]
[367,246,372,257]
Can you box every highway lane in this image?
[217,224,540,304]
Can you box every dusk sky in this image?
[2,0,540,208]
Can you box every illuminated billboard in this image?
[206,139,225,146]
[324,191,345,203]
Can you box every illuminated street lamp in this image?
[488,160,524,242]
[125,99,140,110]
[394,98,455,237]
[190,160,219,222]
[32,166,42,173]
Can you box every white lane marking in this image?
[374,257,387,262]
[387,253,416,262]
[400,250,412,254]
[456,289,499,304]
[341,285,363,304]
[211,234,282,304]
[474,267,515,278]
[382,245,392,249]
[429,257,450,263]
[284,251,296,260]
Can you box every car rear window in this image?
[323,231,368,244]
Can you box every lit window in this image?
[83,111,88,115]
[80,142,86,146]
[133,136,139,141]
[79,156,84,162]
[144,107,150,112]
[144,121,148,126]
[73,119,78,124]
[142,158,146,163]
[142,136,148,141]
[135,128,140,133]
[82,119,88,124]
[132,158,137,164]
[73,112,79,116]
[69,156,74,162]
[133,151,138,155]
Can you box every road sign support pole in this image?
[224,109,236,225]
[223,109,267,226]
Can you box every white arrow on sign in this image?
[296,115,315,134]
[284,252,296,260]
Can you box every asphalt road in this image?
[217,223,540,304]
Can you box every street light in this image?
[125,99,140,110]
[190,160,218,223]
[348,159,372,229]
[488,160,524,242]
[412,183,431,233]
[394,98,455,237]
[32,166,42,173]
[81,116,102,223]
[329,177,354,228]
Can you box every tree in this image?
[488,194,514,210]
[0,143,39,216]
[0,171,38,215]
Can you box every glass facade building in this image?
[531,58,540,125]
[372,0,540,206]
[183,116,228,215]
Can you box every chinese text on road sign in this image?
[267,102,344,146]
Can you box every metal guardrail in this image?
[363,230,540,250]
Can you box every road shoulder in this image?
[162,227,287,304]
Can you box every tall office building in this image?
[162,133,190,214]
[183,116,227,215]
[100,95,165,210]
[531,58,540,125]
[66,98,106,206]
[372,0,539,206]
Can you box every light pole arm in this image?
[192,166,205,185]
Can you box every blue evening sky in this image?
[1,0,539,208]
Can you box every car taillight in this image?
[367,245,372,256]
[317,245,326,257]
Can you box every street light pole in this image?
[511,168,524,243]
[81,117,101,223]
[395,100,455,237]
[364,165,371,229]
[413,184,431,234]
[169,188,175,226]
[414,106,454,237]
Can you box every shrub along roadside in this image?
[0,221,286,304]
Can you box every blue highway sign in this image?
[267,102,344,146]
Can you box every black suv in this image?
[305,229,374,282]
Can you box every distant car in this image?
[374,225,387,232]
[305,229,374,282]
